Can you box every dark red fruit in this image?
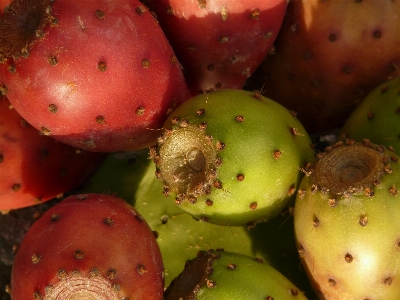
[10,193,164,299]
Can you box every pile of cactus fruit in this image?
[1,0,400,299]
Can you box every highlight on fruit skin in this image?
[151,89,316,226]
[294,139,400,299]
[8,193,165,300]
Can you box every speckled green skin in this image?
[294,142,400,299]
[164,249,309,300]
[153,89,315,226]
[340,77,400,153]
[82,150,317,296]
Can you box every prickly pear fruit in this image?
[0,96,104,211]
[0,0,190,152]
[82,149,316,296]
[294,140,400,299]
[151,89,315,225]
[9,193,164,300]
[143,0,287,94]
[251,0,400,134]
[164,249,308,299]
[340,77,400,153]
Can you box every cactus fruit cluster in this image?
[294,140,400,299]
[2,0,400,299]
[151,89,315,226]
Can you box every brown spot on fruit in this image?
[236,174,245,181]
[235,115,244,123]
[219,36,229,43]
[141,59,150,68]
[345,253,353,263]
[273,150,282,159]
[95,9,105,19]
[137,264,147,275]
[213,180,223,189]
[289,289,299,296]
[328,278,337,286]
[97,61,107,72]
[216,141,225,151]
[250,9,260,20]
[135,5,148,15]
[103,217,114,226]
[249,202,258,210]
[227,263,237,270]
[48,55,58,66]
[11,183,21,192]
[206,279,216,288]
[40,126,51,136]
[329,33,337,42]
[359,214,368,226]
[197,108,205,116]
[205,199,213,206]
[31,254,40,264]
[95,115,106,124]
[48,104,58,113]
[136,106,145,116]
[57,269,67,280]
[313,216,320,227]
[384,277,393,285]
[198,0,207,9]
[390,184,398,196]
[373,30,382,39]
[107,268,117,279]
[74,250,84,259]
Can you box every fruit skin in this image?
[340,77,400,153]
[0,0,190,152]
[143,0,287,95]
[0,96,104,211]
[9,193,164,300]
[294,140,400,299]
[164,249,308,299]
[250,0,400,134]
[151,89,315,226]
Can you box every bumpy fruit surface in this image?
[10,193,164,300]
[164,249,308,299]
[294,140,400,299]
[0,0,190,152]
[251,0,400,134]
[340,77,400,153]
[143,0,287,94]
[151,89,315,226]
[0,96,104,211]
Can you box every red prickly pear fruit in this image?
[0,97,104,211]
[143,0,287,94]
[9,193,164,300]
[0,0,190,152]
[253,0,400,134]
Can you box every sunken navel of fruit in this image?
[151,89,316,226]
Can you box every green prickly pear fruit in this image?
[340,77,400,153]
[294,140,400,299]
[164,249,308,299]
[151,89,315,226]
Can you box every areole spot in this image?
[97,61,107,72]
[48,104,58,113]
[74,250,84,259]
[95,9,105,19]
[11,183,21,192]
[345,253,353,263]
[31,254,41,264]
[141,59,150,68]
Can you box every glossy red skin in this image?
[1,0,190,152]
[11,193,164,300]
[0,97,104,211]
[143,0,287,95]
